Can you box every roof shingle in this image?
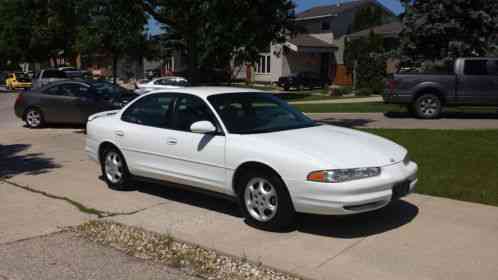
[296,0,375,19]
[347,21,402,38]
[288,34,337,48]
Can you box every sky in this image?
[147,0,404,35]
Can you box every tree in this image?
[351,4,386,33]
[78,0,147,84]
[400,0,498,64]
[0,0,84,67]
[344,31,386,95]
[143,0,296,84]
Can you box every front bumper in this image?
[288,161,418,215]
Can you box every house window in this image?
[256,55,271,74]
[321,21,331,31]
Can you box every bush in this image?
[333,86,353,96]
[355,88,373,96]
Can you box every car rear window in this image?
[464,60,490,75]
[44,70,67,78]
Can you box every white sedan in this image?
[85,87,418,230]
[135,76,188,95]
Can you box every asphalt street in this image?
[1,89,498,280]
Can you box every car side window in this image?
[464,60,490,75]
[58,84,89,97]
[122,94,175,128]
[43,86,61,96]
[172,94,218,132]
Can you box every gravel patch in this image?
[74,220,302,280]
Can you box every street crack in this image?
[0,179,152,218]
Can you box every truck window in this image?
[464,60,489,75]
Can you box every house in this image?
[235,0,398,86]
[347,21,403,74]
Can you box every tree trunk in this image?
[186,39,200,85]
[112,55,118,85]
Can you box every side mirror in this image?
[190,121,216,134]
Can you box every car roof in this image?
[148,86,264,98]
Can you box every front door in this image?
[320,53,330,84]
[166,93,227,193]
[38,84,81,123]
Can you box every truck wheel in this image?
[414,94,442,119]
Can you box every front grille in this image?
[343,200,387,211]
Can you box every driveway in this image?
[1,92,498,280]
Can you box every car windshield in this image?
[208,93,319,134]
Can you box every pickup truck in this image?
[384,57,498,118]
[32,68,86,89]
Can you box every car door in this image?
[165,93,227,193]
[459,59,497,105]
[117,93,179,181]
[36,84,80,123]
[491,60,498,105]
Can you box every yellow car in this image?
[6,72,32,90]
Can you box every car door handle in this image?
[115,130,124,137]
[166,137,177,145]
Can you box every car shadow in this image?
[136,181,243,218]
[21,123,86,134]
[385,111,498,119]
[127,180,418,238]
[316,117,376,128]
[0,144,61,178]
[294,200,419,238]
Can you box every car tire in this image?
[414,94,442,119]
[24,108,45,128]
[100,146,132,191]
[238,169,295,231]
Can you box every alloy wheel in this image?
[244,178,278,222]
[417,95,441,118]
[26,110,42,128]
[104,151,124,184]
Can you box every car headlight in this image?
[403,153,410,165]
[307,167,381,183]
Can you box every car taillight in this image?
[387,80,397,94]
[15,93,23,106]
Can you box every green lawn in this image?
[364,129,498,207]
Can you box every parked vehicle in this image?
[85,87,418,230]
[0,72,8,86]
[15,80,138,128]
[5,72,32,90]
[277,72,328,91]
[32,68,86,89]
[135,76,189,95]
[384,57,498,119]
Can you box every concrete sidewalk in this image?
[2,127,498,280]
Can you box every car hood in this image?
[246,125,407,169]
